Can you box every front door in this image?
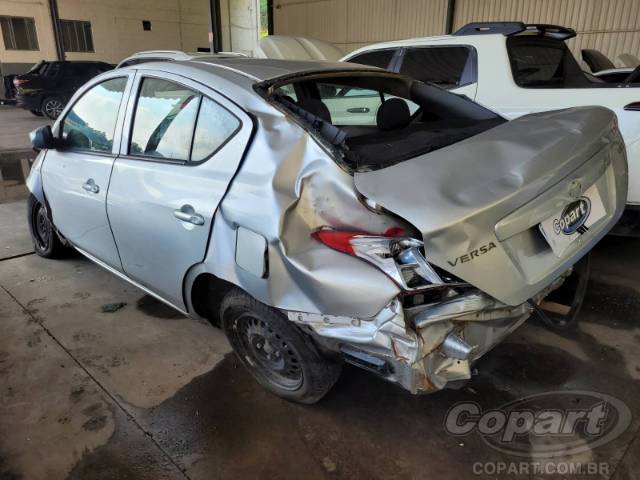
[41,75,131,270]
[107,72,252,309]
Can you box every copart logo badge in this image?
[553,197,591,235]
[444,390,631,458]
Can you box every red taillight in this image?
[624,102,640,112]
[311,229,362,255]
[13,78,29,86]
[311,227,407,255]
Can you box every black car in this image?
[13,61,113,119]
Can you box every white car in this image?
[343,22,640,209]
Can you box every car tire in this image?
[30,109,44,117]
[27,195,68,258]
[220,288,341,404]
[41,96,65,120]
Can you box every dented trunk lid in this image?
[354,107,628,306]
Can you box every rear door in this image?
[41,73,132,270]
[107,71,253,310]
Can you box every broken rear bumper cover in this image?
[286,274,567,394]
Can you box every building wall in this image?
[0,0,212,75]
[273,0,448,54]
[273,0,640,66]
[0,0,57,70]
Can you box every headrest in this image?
[298,98,332,124]
[377,98,410,131]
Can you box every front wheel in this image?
[41,96,65,120]
[220,289,341,404]
[27,195,68,258]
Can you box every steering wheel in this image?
[624,65,640,84]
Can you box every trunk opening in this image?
[259,71,505,172]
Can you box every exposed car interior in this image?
[266,73,505,171]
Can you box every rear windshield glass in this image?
[507,36,593,88]
[267,74,504,172]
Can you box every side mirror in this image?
[29,125,56,151]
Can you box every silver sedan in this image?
[27,58,627,403]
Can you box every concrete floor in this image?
[0,106,51,151]
[1,196,640,479]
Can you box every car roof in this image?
[119,50,244,62]
[135,57,382,82]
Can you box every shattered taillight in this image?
[311,227,443,290]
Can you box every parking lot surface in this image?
[0,194,640,479]
[0,106,51,151]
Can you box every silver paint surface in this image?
[30,59,628,393]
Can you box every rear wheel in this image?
[27,195,67,258]
[220,288,341,404]
[30,109,43,117]
[41,96,64,120]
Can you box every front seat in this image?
[376,98,411,131]
[582,49,615,73]
[298,98,332,124]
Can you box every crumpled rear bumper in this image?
[287,273,567,394]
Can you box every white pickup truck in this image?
[343,22,640,214]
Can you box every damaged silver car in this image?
[26,58,627,403]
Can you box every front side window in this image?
[347,49,396,69]
[130,78,200,161]
[62,77,127,152]
[60,20,94,53]
[399,47,472,89]
[0,16,38,50]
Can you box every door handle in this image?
[347,107,370,113]
[82,178,99,194]
[173,206,205,226]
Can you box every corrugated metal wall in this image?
[273,0,448,53]
[274,0,640,66]
[454,0,640,67]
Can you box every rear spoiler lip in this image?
[453,22,577,40]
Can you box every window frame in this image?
[59,19,94,53]
[0,15,39,51]
[56,74,133,157]
[123,73,242,166]
[394,44,478,89]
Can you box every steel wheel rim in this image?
[45,99,63,118]
[233,313,303,390]
[33,205,51,251]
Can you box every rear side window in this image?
[129,78,240,163]
[130,78,200,161]
[347,49,396,69]
[191,97,240,161]
[62,77,127,152]
[399,47,473,89]
[43,62,62,77]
